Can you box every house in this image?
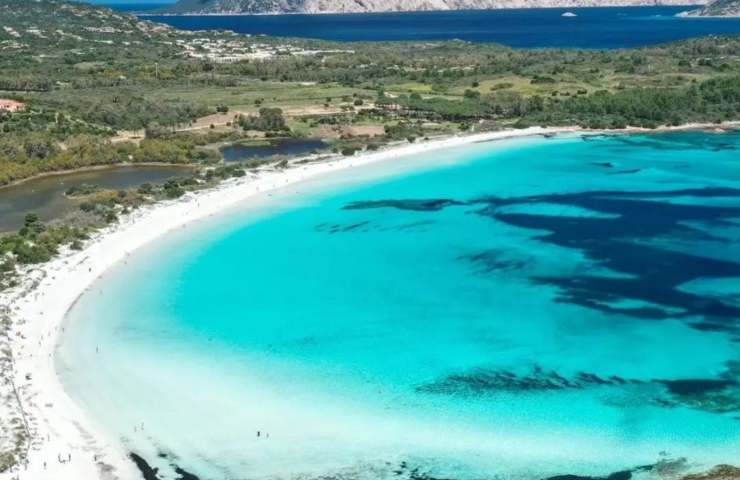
[0,99,25,112]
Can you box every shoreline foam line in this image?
[0,123,727,480]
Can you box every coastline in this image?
[0,123,732,480]
[139,4,705,17]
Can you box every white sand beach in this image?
[0,126,589,480]
[4,120,739,480]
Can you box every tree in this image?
[238,108,287,132]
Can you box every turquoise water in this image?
[58,132,740,480]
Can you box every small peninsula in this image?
[680,0,740,16]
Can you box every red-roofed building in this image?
[0,99,25,112]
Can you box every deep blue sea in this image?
[58,131,740,480]
[138,7,740,49]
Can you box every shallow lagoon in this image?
[221,138,327,163]
[0,165,192,232]
[58,132,739,479]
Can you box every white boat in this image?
[562,11,578,17]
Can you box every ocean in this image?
[138,6,740,49]
[57,131,740,479]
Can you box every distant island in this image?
[679,0,740,16]
[160,0,707,15]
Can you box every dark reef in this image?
[417,362,740,415]
[343,199,464,212]
[129,451,738,480]
[545,472,631,480]
[417,366,636,395]
[458,249,529,273]
[343,187,740,416]
[343,188,740,339]
[129,452,201,480]
[475,188,740,336]
[315,220,373,234]
[129,453,160,480]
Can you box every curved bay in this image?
[58,132,740,480]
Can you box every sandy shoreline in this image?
[0,123,731,480]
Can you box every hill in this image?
[0,0,184,90]
[0,0,176,51]
[162,0,707,15]
[680,0,740,16]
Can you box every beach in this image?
[0,126,589,480]
[4,121,740,480]
[7,0,740,476]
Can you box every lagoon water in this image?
[58,132,740,479]
[221,138,327,162]
[142,7,740,49]
[0,165,193,232]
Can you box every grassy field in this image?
[151,81,374,110]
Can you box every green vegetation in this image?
[0,213,89,264]
[0,255,17,291]
[3,0,740,188]
[65,183,100,197]
[379,72,740,129]
[237,108,288,132]
[540,76,740,128]
[1,2,739,475]
[0,129,238,185]
[3,0,740,288]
